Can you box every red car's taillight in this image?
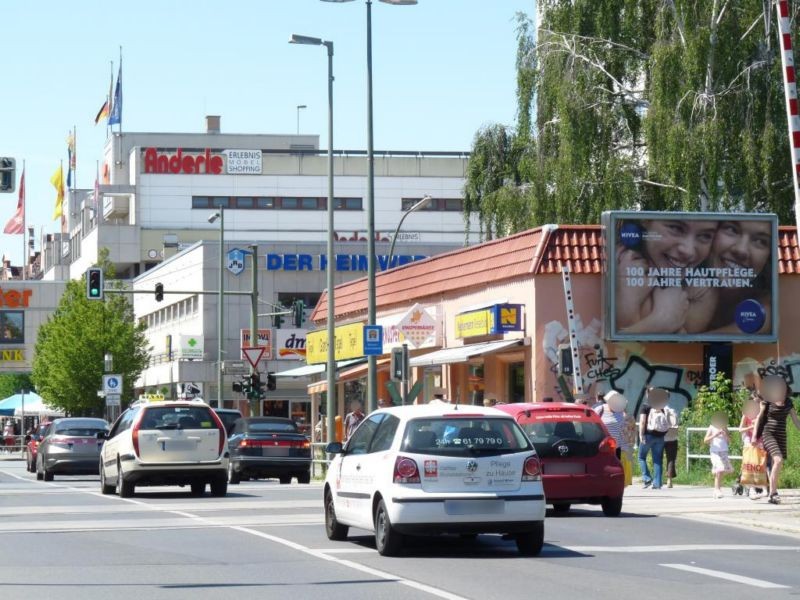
[522,455,542,481]
[598,436,617,455]
[393,456,420,484]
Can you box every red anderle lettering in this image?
[143,148,223,175]
[0,288,32,308]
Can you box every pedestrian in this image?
[734,396,765,499]
[343,400,365,441]
[314,414,325,443]
[754,374,800,504]
[663,400,679,488]
[592,393,605,411]
[597,391,634,482]
[638,387,671,490]
[704,411,733,499]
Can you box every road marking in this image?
[660,564,790,589]
[564,544,800,553]
[310,548,377,554]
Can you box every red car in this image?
[496,403,625,516]
[25,422,51,473]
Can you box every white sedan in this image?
[323,404,546,556]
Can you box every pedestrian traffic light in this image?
[0,158,15,193]
[155,282,164,302]
[267,372,276,391]
[86,267,104,300]
[292,300,305,327]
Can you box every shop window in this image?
[509,362,525,403]
[257,197,276,209]
[469,364,485,406]
[0,311,24,344]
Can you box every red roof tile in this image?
[312,224,800,324]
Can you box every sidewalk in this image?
[623,483,800,538]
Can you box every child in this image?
[733,397,765,499]
[704,411,733,498]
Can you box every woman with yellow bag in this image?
[596,391,635,486]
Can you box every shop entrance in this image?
[508,362,525,403]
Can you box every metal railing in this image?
[0,435,27,456]
[685,426,743,470]
[311,442,332,479]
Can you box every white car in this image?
[98,399,229,498]
[323,404,546,556]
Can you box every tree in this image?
[0,373,34,400]
[465,1,798,235]
[31,252,150,416]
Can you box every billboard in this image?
[603,211,778,342]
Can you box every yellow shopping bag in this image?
[621,451,633,487]
[741,445,768,487]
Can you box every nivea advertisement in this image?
[603,211,778,342]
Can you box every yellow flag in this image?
[51,165,64,220]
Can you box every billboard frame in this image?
[602,211,779,343]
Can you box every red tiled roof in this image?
[312,224,800,324]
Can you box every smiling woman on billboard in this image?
[605,212,778,342]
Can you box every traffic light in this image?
[267,372,276,391]
[0,158,15,193]
[86,268,104,300]
[232,380,243,394]
[391,346,408,381]
[272,311,284,329]
[558,344,573,376]
[292,300,305,327]
[155,282,164,302]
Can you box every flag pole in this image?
[107,60,113,140]
[73,125,77,190]
[21,160,25,281]
[118,46,123,134]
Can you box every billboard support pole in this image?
[561,266,585,397]
[775,0,800,233]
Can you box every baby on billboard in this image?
[614,216,774,336]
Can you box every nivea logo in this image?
[735,299,766,334]
[619,223,642,248]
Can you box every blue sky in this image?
[1,0,533,264]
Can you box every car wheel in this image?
[42,457,54,481]
[228,462,241,485]
[35,456,43,481]
[210,476,228,497]
[279,475,292,485]
[552,503,571,515]
[374,499,403,556]
[515,521,544,557]
[100,462,115,495]
[324,489,349,541]
[601,496,623,517]
[117,463,135,498]
[297,470,311,484]
[190,482,206,496]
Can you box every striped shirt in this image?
[599,409,630,450]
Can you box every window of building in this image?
[192,196,362,211]
[334,197,363,210]
[212,196,230,208]
[192,196,210,209]
[280,197,299,209]
[0,311,24,343]
[401,197,464,211]
[235,197,255,209]
[445,198,464,211]
[300,197,319,210]
[257,197,275,209]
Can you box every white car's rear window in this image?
[401,417,532,457]
[141,407,215,430]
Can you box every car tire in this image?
[279,475,292,485]
[374,499,403,556]
[515,521,544,557]
[325,489,349,541]
[601,495,623,517]
[228,463,241,485]
[100,462,115,495]
[552,503,571,515]
[42,458,54,482]
[210,476,228,497]
[190,482,206,496]
[297,470,311,484]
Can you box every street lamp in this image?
[208,208,224,408]
[387,194,431,267]
[321,0,419,413]
[289,33,336,444]
[296,104,307,135]
[104,352,114,373]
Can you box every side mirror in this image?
[325,442,343,454]
[96,431,108,440]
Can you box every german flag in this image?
[94,99,110,125]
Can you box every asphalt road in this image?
[0,460,798,600]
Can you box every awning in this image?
[409,339,524,367]
[307,358,391,395]
[275,358,365,378]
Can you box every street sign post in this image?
[105,394,121,407]
[102,374,123,395]
[363,325,383,356]
[242,346,266,369]
[222,360,248,374]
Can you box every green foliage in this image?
[682,373,749,427]
[0,373,33,400]
[31,251,150,416]
[464,1,798,234]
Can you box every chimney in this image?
[206,115,221,134]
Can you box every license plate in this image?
[161,440,194,452]
[544,462,585,475]
[444,499,504,515]
[262,447,289,457]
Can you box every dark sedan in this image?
[36,418,109,481]
[227,417,311,484]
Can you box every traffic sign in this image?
[226,248,246,275]
[222,360,248,374]
[102,374,123,395]
[363,325,384,356]
[242,346,266,369]
[105,394,121,407]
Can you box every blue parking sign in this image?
[363,325,383,356]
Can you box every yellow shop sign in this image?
[306,322,365,364]
[455,304,523,339]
